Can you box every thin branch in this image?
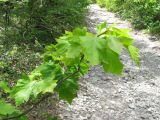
[2,55,85,120]
[56,55,84,88]
[2,94,51,120]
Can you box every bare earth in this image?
[29,4,160,120]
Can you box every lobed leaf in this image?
[56,79,79,104]
[11,62,60,105]
[0,81,11,93]
[0,100,19,115]
[128,45,140,65]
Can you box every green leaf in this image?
[96,22,107,33]
[18,116,28,120]
[0,81,11,93]
[108,27,133,46]
[0,100,19,115]
[80,36,103,65]
[100,47,124,74]
[12,79,36,105]
[57,79,79,104]
[11,62,60,105]
[31,62,57,80]
[79,62,89,75]
[12,79,57,105]
[72,27,87,36]
[107,36,123,54]
[66,42,81,59]
[117,36,133,46]
[33,80,57,97]
[0,0,8,2]
[55,40,69,56]
[128,45,140,65]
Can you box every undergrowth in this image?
[0,1,89,118]
[96,0,160,35]
[0,0,89,80]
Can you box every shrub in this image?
[0,0,89,43]
[96,0,160,34]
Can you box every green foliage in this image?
[11,62,60,105]
[0,22,140,119]
[0,81,11,93]
[0,0,89,118]
[128,45,140,65]
[0,0,89,88]
[0,0,89,43]
[47,116,59,120]
[96,0,160,34]
[0,100,19,116]
[16,22,140,106]
[57,79,79,104]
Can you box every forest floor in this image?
[29,4,160,120]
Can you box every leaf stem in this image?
[2,94,51,120]
[2,55,85,120]
[97,29,108,37]
[56,55,84,88]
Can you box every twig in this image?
[2,94,51,120]
[2,55,85,120]
[56,55,84,88]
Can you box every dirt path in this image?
[57,4,160,120]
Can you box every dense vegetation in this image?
[0,0,89,85]
[0,0,89,43]
[96,0,160,34]
[0,0,140,119]
[0,0,89,119]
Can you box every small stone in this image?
[128,104,135,109]
[149,36,158,41]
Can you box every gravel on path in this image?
[57,4,160,120]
